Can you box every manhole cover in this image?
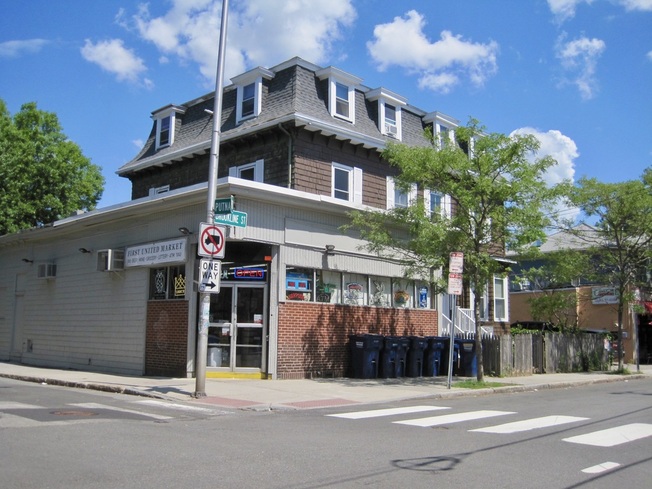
[51,410,99,417]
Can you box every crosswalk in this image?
[326,404,652,475]
[0,399,228,428]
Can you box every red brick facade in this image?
[277,302,438,379]
[145,300,189,377]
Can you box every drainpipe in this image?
[278,123,293,188]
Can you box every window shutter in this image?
[386,176,395,209]
[353,167,363,204]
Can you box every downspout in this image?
[278,123,293,188]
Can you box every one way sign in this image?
[199,259,221,294]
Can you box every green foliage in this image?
[0,99,104,235]
[347,118,564,381]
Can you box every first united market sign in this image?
[125,238,187,267]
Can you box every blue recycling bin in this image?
[456,338,477,377]
[407,336,428,377]
[424,336,447,376]
[349,334,383,378]
[380,336,409,378]
[438,338,459,376]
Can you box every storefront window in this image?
[343,273,367,305]
[316,270,340,303]
[286,268,313,301]
[149,265,186,300]
[369,276,391,307]
[392,279,413,308]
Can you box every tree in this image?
[0,99,104,235]
[349,119,561,381]
[568,176,652,371]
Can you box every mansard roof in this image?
[117,56,454,177]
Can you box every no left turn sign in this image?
[199,223,226,258]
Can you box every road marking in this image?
[135,399,226,414]
[0,402,43,409]
[71,402,172,420]
[563,423,652,447]
[394,410,515,427]
[471,415,588,434]
[581,462,620,474]
[327,406,450,419]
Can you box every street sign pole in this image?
[195,0,229,398]
[447,252,463,390]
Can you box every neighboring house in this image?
[0,57,508,379]
[509,224,652,364]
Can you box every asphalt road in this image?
[1,376,650,488]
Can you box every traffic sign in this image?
[198,223,226,258]
[199,259,221,293]
[448,272,463,296]
[449,252,464,273]
[214,210,247,228]
[214,196,234,215]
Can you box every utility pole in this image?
[195,0,229,397]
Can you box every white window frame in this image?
[229,159,264,182]
[493,275,509,322]
[366,88,407,140]
[386,177,417,210]
[152,105,185,150]
[316,67,362,124]
[231,67,274,125]
[332,162,362,204]
[424,190,452,218]
[423,111,459,149]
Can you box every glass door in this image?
[207,284,266,371]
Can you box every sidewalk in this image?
[1,361,650,411]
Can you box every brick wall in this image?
[277,302,438,379]
[145,300,189,377]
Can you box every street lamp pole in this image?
[195,0,230,397]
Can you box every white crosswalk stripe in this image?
[470,415,588,434]
[327,405,450,419]
[563,423,652,447]
[581,462,621,474]
[394,410,515,427]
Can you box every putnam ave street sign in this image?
[199,259,221,293]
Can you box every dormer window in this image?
[316,66,362,124]
[152,105,186,151]
[423,111,459,149]
[366,88,407,140]
[231,66,275,125]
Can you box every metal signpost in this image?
[195,0,229,397]
[447,252,463,389]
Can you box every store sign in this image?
[125,238,187,267]
[234,268,266,280]
[592,286,618,304]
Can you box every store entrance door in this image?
[207,284,267,373]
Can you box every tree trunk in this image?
[474,294,484,382]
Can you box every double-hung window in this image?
[424,190,451,218]
[332,163,362,204]
[153,105,185,150]
[316,66,361,124]
[386,177,416,209]
[231,67,274,124]
[229,159,264,182]
[493,275,508,321]
[366,88,406,140]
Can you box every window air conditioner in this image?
[97,249,125,272]
[37,263,57,279]
[385,123,398,137]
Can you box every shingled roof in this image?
[117,57,454,177]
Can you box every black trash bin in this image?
[349,334,383,379]
[407,336,428,377]
[380,336,400,378]
[456,338,477,377]
[424,336,447,376]
[439,338,460,376]
[397,337,410,377]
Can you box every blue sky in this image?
[2,0,651,212]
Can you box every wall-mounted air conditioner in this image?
[97,249,125,272]
[37,263,57,279]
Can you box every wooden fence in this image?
[480,332,606,377]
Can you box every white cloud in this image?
[366,10,498,94]
[555,35,606,100]
[547,0,594,23]
[0,39,49,58]
[511,127,580,221]
[81,38,151,87]
[127,0,356,86]
[618,0,652,11]
[647,50,652,61]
